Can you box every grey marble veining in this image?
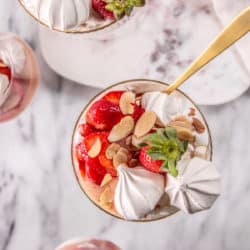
[1,1,250,250]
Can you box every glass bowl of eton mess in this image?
[56,238,121,250]
[18,0,145,33]
[71,79,221,222]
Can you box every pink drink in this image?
[56,239,121,250]
[0,33,39,122]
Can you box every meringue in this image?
[141,91,189,125]
[165,157,221,214]
[114,165,165,220]
[0,73,10,106]
[33,0,91,30]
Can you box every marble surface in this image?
[0,1,250,250]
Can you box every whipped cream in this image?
[141,91,189,125]
[34,0,91,30]
[165,157,221,214]
[0,73,10,106]
[0,40,26,74]
[114,165,165,220]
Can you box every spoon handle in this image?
[164,7,250,94]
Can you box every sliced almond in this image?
[174,115,189,122]
[169,120,194,131]
[125,135,132,146]
[105,143,121,159]
[188,108,196,116]
[192,117,205,134]
[134,111,157,138]
[100,174,113,187]
[118,147,129,155]
[87,137,102,158]
[113,151,128,168]
[108,116,135,142]
[176,127,195,143]
[131,135,145,148]
[119,91,136,115]
[99,186,113,209]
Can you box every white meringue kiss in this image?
[35,0,91,30]
[141,91,189,125]
[165,157,221,214]
[114,165,164,220]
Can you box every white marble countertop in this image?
[0,1,250,250]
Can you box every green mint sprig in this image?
[105,0,145,20]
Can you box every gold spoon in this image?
[164,6,250,94]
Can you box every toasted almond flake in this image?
[174,115,189,122]
[192,117,205,134]
[99,186,113,208]
[87,137,102,158]
[125,135,132,145]
[105,143,121,159]
[134,111,157,138]
[176,127,195,143]
[119,91,136,115]
[108,116,135,142]
[169,120,194,131]
[100,174,113,187]
[113,151,128,168]
[131,135,145,148]
[118,147,129,155]
[188,108,196,116]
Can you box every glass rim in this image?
[71,78,213,222]
[18,0,116,34]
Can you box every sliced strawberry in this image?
[132,104,145,121]
[79,123,96,137]
[85,157,107,185]
[83,132,108,153]
[102,91,124,105]
[0,60,11,81]
[92,0,115,20]
[75,142,88,163]
[98,154,117,177]
[86,99,123,130]
[139,146,163,173]
[78,161,86,177]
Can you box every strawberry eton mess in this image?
[72,80,221,221]
[20,0,145,32]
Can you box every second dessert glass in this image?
[0,33,39,122]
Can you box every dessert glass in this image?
[0,33,39,122]
[18,0,144,33]
[71,79,213,222]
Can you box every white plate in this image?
[39,0,250,105]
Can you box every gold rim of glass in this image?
[71,79,213,222]
[18,0,116,34]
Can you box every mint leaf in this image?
[164,127,177,139]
